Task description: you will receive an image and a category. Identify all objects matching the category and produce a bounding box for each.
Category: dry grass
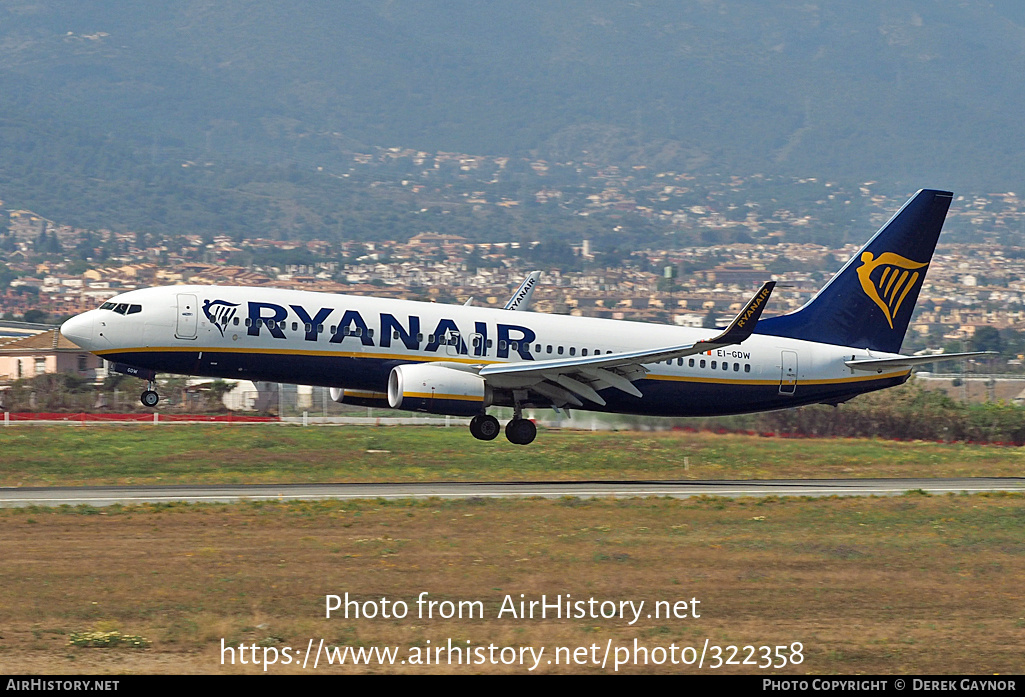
[1,494,1023,674]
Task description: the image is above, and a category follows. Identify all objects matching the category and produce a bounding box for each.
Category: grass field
[1,424,1023,674]
[0,494,1023,674]
[2,424,1025,486]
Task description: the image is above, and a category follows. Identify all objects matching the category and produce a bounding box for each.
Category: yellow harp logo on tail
[856,252,928,329]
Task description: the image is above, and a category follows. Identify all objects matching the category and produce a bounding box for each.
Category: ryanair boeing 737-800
[60,189,986,444]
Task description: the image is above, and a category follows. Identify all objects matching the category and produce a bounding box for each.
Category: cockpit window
[99,302,142,315]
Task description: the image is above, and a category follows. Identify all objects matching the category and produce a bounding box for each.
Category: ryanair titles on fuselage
[225,298,537,360]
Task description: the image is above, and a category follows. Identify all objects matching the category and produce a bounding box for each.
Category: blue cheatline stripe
[97,348,909,418]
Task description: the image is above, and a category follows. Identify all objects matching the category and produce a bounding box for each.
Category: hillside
[1,1,1023,237]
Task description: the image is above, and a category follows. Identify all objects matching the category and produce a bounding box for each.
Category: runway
[1,477,1023,507]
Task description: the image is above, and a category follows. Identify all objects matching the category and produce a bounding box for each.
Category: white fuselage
[60,284,909,417]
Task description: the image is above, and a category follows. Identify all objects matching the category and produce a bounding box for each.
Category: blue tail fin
[758,189,953,354]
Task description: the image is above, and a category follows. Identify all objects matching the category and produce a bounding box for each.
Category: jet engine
[387,364,491,416]
[329,388,392,409]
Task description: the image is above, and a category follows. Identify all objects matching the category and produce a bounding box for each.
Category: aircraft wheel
[505,418,537,445]
[470,414,500,441]
[140,390,159,408]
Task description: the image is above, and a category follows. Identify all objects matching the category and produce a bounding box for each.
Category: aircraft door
[175,294,198,340]
[779,350,797,395]
[445,331,464,357]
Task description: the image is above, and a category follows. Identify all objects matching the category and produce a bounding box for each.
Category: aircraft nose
[60,312,95,348]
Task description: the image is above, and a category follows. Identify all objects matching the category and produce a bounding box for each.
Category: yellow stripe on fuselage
[95,345,487,365]
[645,370,910,386]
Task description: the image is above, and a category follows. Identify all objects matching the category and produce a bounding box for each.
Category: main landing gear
[505,417,536,445]
[469,410,537,445]
[469,414,500,441]
[505,400,536,445]
[140,380,160,408]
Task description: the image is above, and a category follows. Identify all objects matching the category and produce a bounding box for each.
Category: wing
[504,271,542,311]
[478,282,775,407]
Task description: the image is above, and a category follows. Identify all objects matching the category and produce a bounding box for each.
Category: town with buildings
[3,148,1025,392]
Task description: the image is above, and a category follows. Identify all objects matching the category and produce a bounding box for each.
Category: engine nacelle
[387,364,492,416]
[329,388,391,409]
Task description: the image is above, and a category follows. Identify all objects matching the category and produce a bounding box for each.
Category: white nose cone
[60,312,95,348]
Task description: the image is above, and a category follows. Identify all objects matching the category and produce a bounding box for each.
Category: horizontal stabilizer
[845,351,996,371]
